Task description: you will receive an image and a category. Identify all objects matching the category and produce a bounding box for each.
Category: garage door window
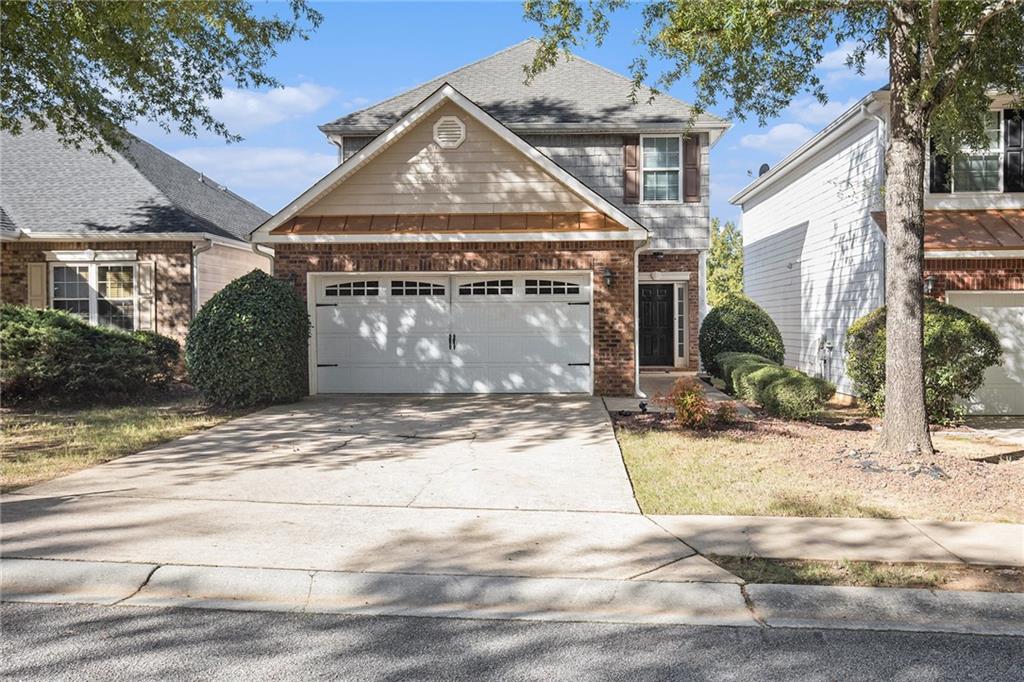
[458,279,513,296]
[325,281,379,297]
[391,280,445,296]
[525,279,580,295]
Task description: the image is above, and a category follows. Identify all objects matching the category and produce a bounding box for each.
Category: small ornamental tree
[699,294,784,377]
[845,299,1003,424]
[707,218,744,307]
[185,270,310,407]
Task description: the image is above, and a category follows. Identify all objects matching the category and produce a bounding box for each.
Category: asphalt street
[2,602,1022,681]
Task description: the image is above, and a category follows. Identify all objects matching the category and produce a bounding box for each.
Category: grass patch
[1,392,248,491]
[710,555,1024,593]
[616,426,895,518]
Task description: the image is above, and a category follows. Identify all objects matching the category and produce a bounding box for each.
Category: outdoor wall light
[923,274,938,295]
[602,267,614,287]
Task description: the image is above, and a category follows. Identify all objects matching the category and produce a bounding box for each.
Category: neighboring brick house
[1,126,272,341]
[731,87,1023,415]
[252,40,730,396]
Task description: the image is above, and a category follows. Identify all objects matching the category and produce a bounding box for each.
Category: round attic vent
[433,115,466,149]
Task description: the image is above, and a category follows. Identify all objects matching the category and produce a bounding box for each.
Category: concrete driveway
[4,397,714,583]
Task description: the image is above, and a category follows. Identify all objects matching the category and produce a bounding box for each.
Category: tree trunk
[879,2,934,456]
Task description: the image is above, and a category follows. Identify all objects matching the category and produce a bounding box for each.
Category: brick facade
[923,258,1024,300]
[1,240,194,341]
[273,240,638,395]
[637,251,700,370]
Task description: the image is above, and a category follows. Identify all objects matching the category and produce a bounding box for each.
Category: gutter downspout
[191,239,213,317]
[633,239,645,397]
[251,243,274,275]
[862,101,888,301]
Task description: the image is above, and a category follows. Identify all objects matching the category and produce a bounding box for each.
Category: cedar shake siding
[1,241,194,341]
[272,240,637,396]
[338,132,712,252]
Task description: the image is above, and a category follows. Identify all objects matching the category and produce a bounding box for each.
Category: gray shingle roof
[0,125,269,241]
[0,206,19,237]
[321,39,726,134]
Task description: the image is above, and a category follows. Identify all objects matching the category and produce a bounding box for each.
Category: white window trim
[48,261,139,330]
[927,109,1004,195]
[45,249,137,262]
[640,134,684,205]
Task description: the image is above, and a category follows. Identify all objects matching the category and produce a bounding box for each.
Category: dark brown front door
[639,284,673,366]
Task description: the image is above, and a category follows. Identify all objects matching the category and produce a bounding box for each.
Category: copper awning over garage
[270,211,629,235]
[872,209,1024,251]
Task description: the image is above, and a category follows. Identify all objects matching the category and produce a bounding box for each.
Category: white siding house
[731,89,1024,414]
[732,97,887,394]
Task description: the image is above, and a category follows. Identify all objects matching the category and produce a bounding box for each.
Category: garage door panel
[453,331,590,364]
[314,272,593,394]
[452,302,589,333]
[449,364,591,394]
[947,292,1024,415]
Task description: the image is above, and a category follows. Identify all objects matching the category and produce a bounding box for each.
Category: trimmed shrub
[699,295,784,378]
[653,377,716,429]
[0,304,179,405]
[185,270,310,407]
[845,299,1003,424]
[714,351,835,419]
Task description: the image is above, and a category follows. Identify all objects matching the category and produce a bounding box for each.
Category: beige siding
[304,102,592,215]
[195,243,271,308]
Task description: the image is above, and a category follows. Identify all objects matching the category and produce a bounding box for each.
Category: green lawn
[2,393,246,491]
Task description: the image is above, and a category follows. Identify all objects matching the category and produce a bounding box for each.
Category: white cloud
[739,123,814,152]
[207,83,337,132]
[172,146,337,211]
[820,41,888,83]
[785,95,861,126]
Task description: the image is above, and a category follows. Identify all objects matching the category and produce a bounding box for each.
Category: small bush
[699,295,784,377]
[845,299,1003,424]
[0,304,180,405]
[186,270,310,407]
[652,377,716,429]
[714,351,835,420]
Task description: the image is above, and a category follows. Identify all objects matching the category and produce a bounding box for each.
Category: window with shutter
[623,136,639,204]
[683,136,701,203]
[1005,109,1023,193]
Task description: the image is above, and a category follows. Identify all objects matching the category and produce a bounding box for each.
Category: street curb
[1,558,158,605]
[748,584,1024,636]
[3,558,1022,635]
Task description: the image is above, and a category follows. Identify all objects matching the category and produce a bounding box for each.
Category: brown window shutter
[683,135,701,203]
[623,135,639,204]
[137,261,156,331]
[26,263,46,309]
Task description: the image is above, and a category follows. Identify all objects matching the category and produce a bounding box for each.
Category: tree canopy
[706,218,744,308]
[1,0,322,152]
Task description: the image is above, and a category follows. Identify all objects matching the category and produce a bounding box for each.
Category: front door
[639,284,674,366]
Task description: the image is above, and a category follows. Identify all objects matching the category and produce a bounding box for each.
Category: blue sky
[137,1,889,224]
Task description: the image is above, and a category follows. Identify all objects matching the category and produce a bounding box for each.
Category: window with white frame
[50,263,137,330]
[953,110,1002,192]
[641,136,681,202]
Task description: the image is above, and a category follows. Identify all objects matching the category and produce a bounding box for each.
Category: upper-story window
[930,109,1023,194]
[641,136,682,202]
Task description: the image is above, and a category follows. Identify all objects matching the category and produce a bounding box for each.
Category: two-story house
[250,39,729,396]
[730,87,1023,415]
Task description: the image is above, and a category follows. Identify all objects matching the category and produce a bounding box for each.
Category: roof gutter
[729,91,883,206]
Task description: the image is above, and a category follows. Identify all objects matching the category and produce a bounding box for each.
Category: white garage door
[947,291,1024,415]
[314,273,592,393]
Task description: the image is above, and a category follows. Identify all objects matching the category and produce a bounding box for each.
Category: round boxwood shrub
[185,270,310,407]
[845,299,1003,424]
[0,304,179,405]
[699,295,785,378]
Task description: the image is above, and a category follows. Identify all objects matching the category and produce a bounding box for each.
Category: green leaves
[185,270,311,408]
[1,0,322,153]
[699,293,785,377]
[707,218,744,307]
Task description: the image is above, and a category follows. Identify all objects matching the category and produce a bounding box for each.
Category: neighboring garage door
[314,273,592,393]
[947,291,1024,415]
